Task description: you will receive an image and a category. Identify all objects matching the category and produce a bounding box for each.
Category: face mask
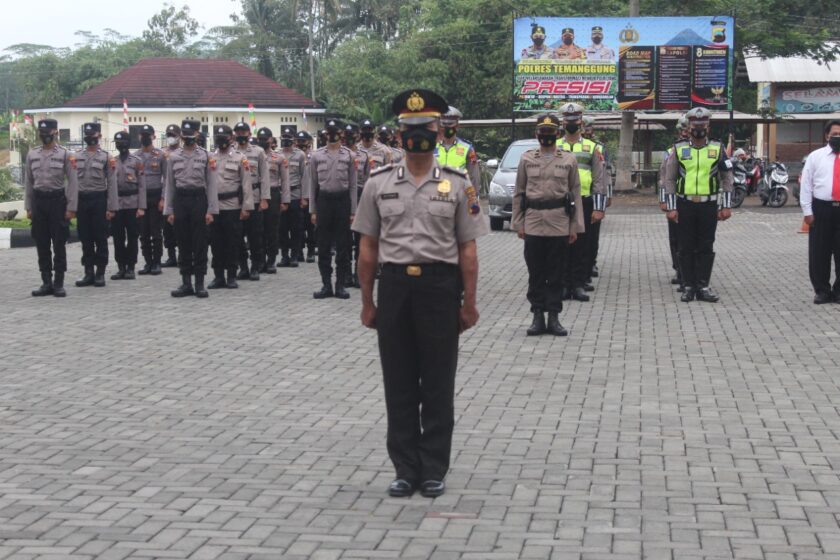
[533,37,544,47]
[564,123,580,134]
[140,136,153,147]
[400,127,438,153]
[378,134,390,144]
[39,133,54,145]
[829,136,840,153]
[328,132,341,143]
[183,136,197,146]
[563,37,573,46]
[258,139,271,149]
[443,127,457,139]
[166,136,179,147]
[538,134,557,147]
[342,135,354,146]
[116,143,130,154]
[281,139,293,148]
[235,135,249,145]
[690,128,707,139]
[296,142,307,150]
[593,36,602,45]
[215,136,230,149]
[83,136,98,147]
[360,132,374,141]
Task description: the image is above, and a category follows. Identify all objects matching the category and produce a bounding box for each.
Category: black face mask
[691,128,707,139]
[538,134,557,147]
[829,136,840,153]
[140,136,153,147]
[592,36,602,45]
[116,143,130,155]
[360,132,374,141]
[83,136,98,147]
[563,37,573,46]
[564,123,580,134]
[296,142,308,150]
[39,133,54,145]
[215,136,230,149]
[378,134,390,144]
[258,139,270,149]
[281,139,293,148]
[327,132,341,143]
[443,127,457,139]
[235,135,249,145]
[400,127,438,153]
[342,135,354,146]
[183,136,197,146]
[533,37,544,47]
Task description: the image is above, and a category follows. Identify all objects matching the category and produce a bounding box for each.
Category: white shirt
[800,144,840,216]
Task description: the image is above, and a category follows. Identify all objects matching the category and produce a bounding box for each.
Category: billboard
[513,16,734,112]
[774,86,840,114]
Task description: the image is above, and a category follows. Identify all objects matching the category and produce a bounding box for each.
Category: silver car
[486,139,538,231]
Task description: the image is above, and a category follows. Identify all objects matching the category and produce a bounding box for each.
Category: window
[59,129,70,143]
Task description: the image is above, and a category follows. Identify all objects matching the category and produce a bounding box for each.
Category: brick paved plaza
[2,204,840,559]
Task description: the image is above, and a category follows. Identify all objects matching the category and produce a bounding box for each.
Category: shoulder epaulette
[370,163,393,177]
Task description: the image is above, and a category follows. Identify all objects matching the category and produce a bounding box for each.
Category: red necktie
[834,154,840,201]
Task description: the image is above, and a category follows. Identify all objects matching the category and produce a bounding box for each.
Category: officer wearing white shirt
[800,119,840,304]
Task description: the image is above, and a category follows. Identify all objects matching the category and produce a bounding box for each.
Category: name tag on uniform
[430,196,454,203]
[680,148,692,160]
[380,193,399,200]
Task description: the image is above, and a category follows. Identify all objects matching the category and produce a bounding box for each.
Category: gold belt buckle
[406,265,422,277]
[691,196,701,203]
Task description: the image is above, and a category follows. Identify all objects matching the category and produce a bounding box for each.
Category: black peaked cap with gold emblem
[392,89,449,125]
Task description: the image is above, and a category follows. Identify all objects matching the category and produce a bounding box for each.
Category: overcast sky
[2,0,240,53]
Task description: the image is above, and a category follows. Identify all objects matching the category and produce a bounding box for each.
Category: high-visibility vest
[435,139,472,170]
[674,140,724,196]
[558,138,597,196]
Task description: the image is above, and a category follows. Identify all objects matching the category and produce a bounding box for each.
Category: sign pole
[729,10,736,155]
[511,12,517,144]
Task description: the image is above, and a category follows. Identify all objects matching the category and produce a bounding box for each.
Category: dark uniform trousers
[304,206,316,253]
[676,197,718,288]
[76,191,109,268]
[809,199,840,297]
[377,263,461,482]
[316,191,351,280]
[112,209,140,267]
[566,195,594,288]
[280,199,304,259]
[239,190,264,269]
[31,191,69,273]
[163,220,177,252]
[590,218,602,273]
[174,190,209,275]
[667,218,680,273]
[263,187,283,263]
[211,209,243,273]
[525,235,568,312]
[140,190,164,264]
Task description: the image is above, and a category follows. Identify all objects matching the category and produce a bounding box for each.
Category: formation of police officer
[232,122,271,281]
[161,124,181,268]
[663,107,734,302]
[352,89,489,498]
[512,113,584,337]
[256,126,290,274]
[277,127,310,267]
[136,124,166,276]
[659,116,690,289]
[110,131,147,280]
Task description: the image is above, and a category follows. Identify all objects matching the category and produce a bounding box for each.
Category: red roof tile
[62,58,321,109]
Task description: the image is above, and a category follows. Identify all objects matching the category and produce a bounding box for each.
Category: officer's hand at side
[167,215,175,225]
[106,211,114,221]
[459,304,479,333]
[240,210,250,220]
[158,199,164,212]
[311,213,317,225]
[350,213,355,222]
[65,211,76,221]
[667,210,678,222]
[136,209,145,218]
[592,210,605,223]
[718,208,732,221]
[301,198,309,208]
[659,202,668,212]
[569,231,577,244]
[361,303,376,329]
[517,227,525,239]
[804,215,815,226]
[260,200,269,211]
[280,203,289,212]
[205,213,214,225]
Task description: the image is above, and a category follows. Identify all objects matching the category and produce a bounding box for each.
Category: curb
[0,227,79,249]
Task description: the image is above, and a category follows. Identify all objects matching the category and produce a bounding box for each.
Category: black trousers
[174,191,209,275]
[377,264,461,482]
[76,193,109,268]
[239,204,264,267]
[303,206,316,252]
[163,220,176,251]
[263,188,283,261]
[676,198,718,288]
[667,217,680,272]
[525,234,567,313]
[280,199,304,258]
[316,192,351,281]
[589,218,602,272]
[140,192,163,264]
[112,209,140,267]
[31,192,69,273]
[211,209,243,272]
[566,195,594,288]
[809,199,840,296]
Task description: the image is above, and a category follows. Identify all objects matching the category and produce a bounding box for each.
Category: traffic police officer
[233,122,271,280]
[436,106,481,192]
[110,131,147,280]
[663,107,734,302]
[161,124,181,268]
[308,118,357,299]
[163,119,220,298]
[521,24,556,59]
[513,113,584,336]
[557,103,607,301]
[353,89,489,498]
[208,125,252,289]
[659,116,689,288]
[136,124,166,276]
[25,118,79,297]
[279,128,310,266]
[581,115,607,281]
[74,122,118,288]
[256,127,290,273]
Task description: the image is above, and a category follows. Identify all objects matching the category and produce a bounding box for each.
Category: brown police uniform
[263,148,290,270]
[111,153,147,275]
[75,146,118,275]
[236,143,271,278]
[280,147,310,264]
[135,145,167,272]
[210,148,253,285]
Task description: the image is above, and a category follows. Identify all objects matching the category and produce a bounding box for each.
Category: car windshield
[500,143,536,170]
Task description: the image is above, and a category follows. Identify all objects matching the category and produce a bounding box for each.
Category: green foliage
[142,4,201,51]
[0,167,22,202]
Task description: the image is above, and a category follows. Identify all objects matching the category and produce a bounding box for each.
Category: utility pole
[615,0,639,191]
[308,2,317,102]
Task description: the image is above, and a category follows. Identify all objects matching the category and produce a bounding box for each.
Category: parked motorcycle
[758,161,789,208]
[731,158,748,209]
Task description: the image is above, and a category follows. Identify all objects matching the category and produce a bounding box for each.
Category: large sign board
[774,86,840,114]
[513,16,734,112]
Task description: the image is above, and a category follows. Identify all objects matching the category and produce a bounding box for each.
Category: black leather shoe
[249,265,260,281]
[138,263,152,275]
[31,278,54,297]
[111,266,126,281]
[388,479,415,498]
[670,274,681,285]
[207,273,226,289]
[123,267,136,280]
[236,267,250,280]
[289,259,299,268]
[306,251,316,263]
[591,265,599,278]
[162,252,177,268]
[696,287,719,303]
[150,262,162,275]
[75,268,95,287]
[676,284,685,293]
[278,256,291,268]
[546,312,568,336]
[526,312,546,336]
[313,283,333,299]
[265,262,277,274]
[582,283,595,292]
[227,270,239,289]
[52,272,66,298]
[93,266,106,287]
[420,480,445,498]
[814,292,832,304]
[334,281,350,300]
[571,287,590,302]
[194,275,208,298]
[171,275,194,298]
[680,287,696,302]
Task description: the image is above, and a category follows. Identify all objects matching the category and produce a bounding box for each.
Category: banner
[774,86,840,114]
[513,16,734,112]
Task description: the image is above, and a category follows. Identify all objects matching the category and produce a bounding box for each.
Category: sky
[2,0,241,53]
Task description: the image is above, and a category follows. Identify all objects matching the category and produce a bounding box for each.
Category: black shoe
[526,312,546,336]
[670,273,681,285]
[546,312,568,336]
[265,262,277,274]
[419,480,445,498]
[278,256,291,268]
[259,261,268,273]
[75,267,95,287]
[52,272,66,298]
[814,292,832,304]
[32,272,54,297]
[334,281,350,299]
[138,263,152,275]
[171,274,194,298]
[295,252,305,263]
[313,283,333,299]
[123,267,136,280]
[93,266,106,287]
[150,262,162,275]
[236,268,250,280]
[571,287,590,302]
[162,252,177,268]
[591,265,599,278]
[227,270,239,289]
[388,479,415,498]
[350,272,360,288]
[288,259,299,268]
[681,287,696,302]
[696,287,719,303]
[676,284,685,293]
[207,272,226,289]
[562,287,572,300]
[249,265,260,281]
[194,275,208,298]
[111,266,126,281]
[306,251,315,263]
[582,283,595,292]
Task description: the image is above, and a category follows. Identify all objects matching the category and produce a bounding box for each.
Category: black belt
[525,197,564,210]
[218,191,240,200]
[813,198,840,208]
[79,190,107,200]
[145,187,162,195]
[118,188,139,197]
[34,189,66,200]
[381,262,458,277]
[318,190,350,200]
[175,188,206,197]
[270,187,282,194]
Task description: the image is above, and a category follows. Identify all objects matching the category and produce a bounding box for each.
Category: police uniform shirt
[362,140,393,173]
[116,154,147,210]
[391,146,406,164]
[350,145,371,190]
[284,148,310,201]
[308,146,358,214]
[662,141,734,195]
[163,147,220,215]
[240,144,271,201]
[585,44,615,61]
[24,145,80,213]
[520,45,557,59]
[134,147,167,195]
[555,44,587,60]
[511,148,585,236]
[213,149,253,211]
[75,147,119,212]
[352,163,489,265]
[267,150,292,204]
[800,145,840,215]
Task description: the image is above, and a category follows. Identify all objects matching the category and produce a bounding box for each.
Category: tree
[142,3,201,52]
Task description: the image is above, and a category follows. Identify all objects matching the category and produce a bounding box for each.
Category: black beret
[181,119,200,136]
[38,118,58,130]
[256,127,273,139]
[82,122,101,134]
[214,125,233,135]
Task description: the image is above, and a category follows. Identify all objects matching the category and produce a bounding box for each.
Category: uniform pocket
[379,200,405,217]
[428,201,456,218]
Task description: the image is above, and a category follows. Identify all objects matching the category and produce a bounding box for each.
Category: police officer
[581,115,606,281]
[659,116,689,289]
[163,119,220,298]
[558,103,607,302]
[436,107,481,192]
[308,118,357,299]
[136,124,166,276]
[111,131,147,280]
[296,130,317,263]
[360,119,393,171]
[74,122,118,288]
[233,122,271,280]
[663,107,734,302]
[208,125,252,289]
[555,28,587,60]
[25,118,79,297]
[161,124,181,268]
[521,24,556,59]
[585,26,615,61]
[344,122,370,288]
[256,127,290,273]
[379,125,405,164]
[317,129,328,149]
[512,113,584,336]
[279,128,310,266]
[352,89,489,498]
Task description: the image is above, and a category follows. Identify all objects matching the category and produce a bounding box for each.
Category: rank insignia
[438,180,451,195]
[466,185,480,215]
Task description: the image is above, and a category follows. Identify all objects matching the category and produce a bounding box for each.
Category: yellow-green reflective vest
[675,140,723,196]
[558,138,597,196]
[435,140,471,170]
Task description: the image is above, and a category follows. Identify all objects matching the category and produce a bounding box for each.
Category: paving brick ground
[1,203,839,559]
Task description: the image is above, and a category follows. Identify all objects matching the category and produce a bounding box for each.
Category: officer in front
[512,113,584,336]
[110,131,147,280]
[233,122,271,280]
[353,89,489,498]
[435,106,481,191]
[25,118,80,297]
[135,124,167,276]
[663,107,733,302]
